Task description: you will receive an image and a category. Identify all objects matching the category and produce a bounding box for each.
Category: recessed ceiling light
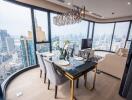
[127,2,131,5]
[112,12,115,15]
[67,2,71,5]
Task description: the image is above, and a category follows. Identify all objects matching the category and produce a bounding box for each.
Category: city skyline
[0,0,131,85]
[0,28,36,84]
[0,0,32,37]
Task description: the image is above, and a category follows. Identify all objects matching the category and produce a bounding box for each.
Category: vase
[59,49,67,60]
[59,54,65,60]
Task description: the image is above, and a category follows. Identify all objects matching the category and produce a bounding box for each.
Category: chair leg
[48,79,50,90]
[76,79,79,88]
[55,85,58,99]
[44,73,46,83]
[40,69,42,78]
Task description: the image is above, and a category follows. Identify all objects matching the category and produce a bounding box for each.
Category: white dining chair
[36,51,47,83]
[43,57,68,99]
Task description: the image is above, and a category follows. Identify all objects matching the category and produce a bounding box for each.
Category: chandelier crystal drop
[53,6,85,26]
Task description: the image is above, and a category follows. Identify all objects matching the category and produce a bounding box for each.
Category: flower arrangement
[58,40,70,60]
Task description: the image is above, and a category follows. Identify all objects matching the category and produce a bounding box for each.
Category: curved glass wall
[92,23,115,51]
[128,23,132,41]
[88,22,94,39]
[36,43,50,52]
[50,13,89,52]
[0,0,132,85]
[125,23,132,49]
[33,9,50,53]
[111,22,130,51]
[0,1,36,84]
[34,10,49,42]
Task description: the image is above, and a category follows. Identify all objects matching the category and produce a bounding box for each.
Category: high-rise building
[36,26,46,42]
[34,16,46,42]
[27,31,36,65]
[20,36,36,67]
[28,31,33,40]
[20,36,29,67]
[27,39,36,65]
[6,37,15,53]
[0,30,10,52]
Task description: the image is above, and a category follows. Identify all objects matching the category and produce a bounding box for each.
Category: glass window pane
[92,23,114,51]
[125,41,131,49]
[0,1,36,84]
[88,22,93,39]
[51,13,88,51]
[128,24,132,40]
[34,10,48,42]
[111,22,130,52]
[36,43,50,52]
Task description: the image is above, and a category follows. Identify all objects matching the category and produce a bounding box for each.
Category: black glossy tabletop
[50,56,97,79]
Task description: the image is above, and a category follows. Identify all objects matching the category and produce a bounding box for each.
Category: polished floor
[6,68,125,100]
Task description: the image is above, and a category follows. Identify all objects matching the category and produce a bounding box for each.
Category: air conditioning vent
[56,0,65,3]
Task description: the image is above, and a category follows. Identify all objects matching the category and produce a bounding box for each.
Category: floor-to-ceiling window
[0,1,36,84]
[88,22,94,39]
[111,22,130,51]
[0,0,132,85]
[128,23,132,41]
[92,23,114,51]
[50,13,89,52]
[33,10,50,52]
[125,22,132,49]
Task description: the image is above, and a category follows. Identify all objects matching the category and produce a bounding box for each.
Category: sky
[50,13,88,37]
[0,0,32,37]
[0,0,130,40]
[0,0,88,39]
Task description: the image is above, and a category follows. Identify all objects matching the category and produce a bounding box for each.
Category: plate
[74,57,83,61]
[56,60,70,66]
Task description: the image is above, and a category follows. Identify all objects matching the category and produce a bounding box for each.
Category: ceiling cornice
[16,0,132,22]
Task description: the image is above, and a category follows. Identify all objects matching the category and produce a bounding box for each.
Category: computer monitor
[81,39,92,49]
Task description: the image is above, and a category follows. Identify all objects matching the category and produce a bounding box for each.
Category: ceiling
[46,0,132,20]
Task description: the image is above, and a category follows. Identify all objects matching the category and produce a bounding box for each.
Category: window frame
[4,0,132,60]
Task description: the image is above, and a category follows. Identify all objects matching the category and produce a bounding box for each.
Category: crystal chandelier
[53,6,85,26]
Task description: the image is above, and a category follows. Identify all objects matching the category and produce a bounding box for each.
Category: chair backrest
[89,49,94,58]
[36,51,46,73]
[43,58,58,85]
[79,48,94,59]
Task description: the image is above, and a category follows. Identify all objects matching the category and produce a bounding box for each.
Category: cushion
[116,48,128,57]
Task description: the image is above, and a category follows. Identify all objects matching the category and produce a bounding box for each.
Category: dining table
[41,52,97,100]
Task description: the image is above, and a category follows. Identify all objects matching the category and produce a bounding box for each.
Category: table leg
[70,80,74,100]
[86,65,97,90]
[93,65,97,89]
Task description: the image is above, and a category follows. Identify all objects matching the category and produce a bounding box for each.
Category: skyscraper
[6,37,15,53]
[28,31,33,40]
[34,16,46,42]
[0,30,9,52]
[27,39,36,65]
[20,36,29,67]
[36,26,46,42]
[20,36,36,67]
